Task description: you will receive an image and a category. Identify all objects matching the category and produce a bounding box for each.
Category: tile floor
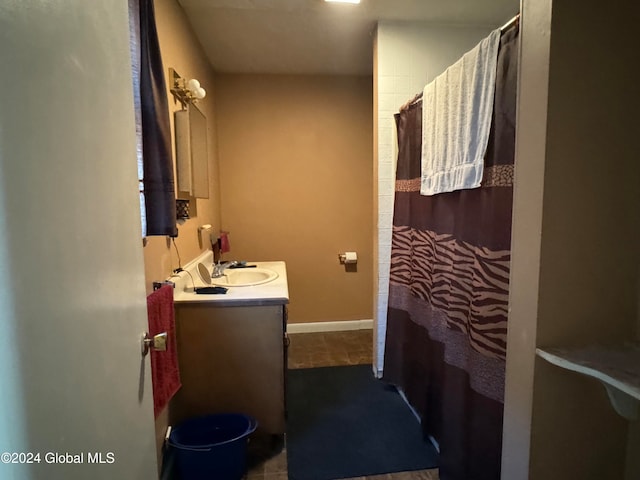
[287,330,374,369]
[246,330,440,480]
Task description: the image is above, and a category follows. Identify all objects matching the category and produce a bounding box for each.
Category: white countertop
[170,251,289,307]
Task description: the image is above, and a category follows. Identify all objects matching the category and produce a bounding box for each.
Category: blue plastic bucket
[168,413,258,480]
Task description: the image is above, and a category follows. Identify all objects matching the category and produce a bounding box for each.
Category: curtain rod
[500,13,520,32]
[399,13,520,112]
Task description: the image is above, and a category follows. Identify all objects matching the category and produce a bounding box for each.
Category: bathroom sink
[210,267,279,287]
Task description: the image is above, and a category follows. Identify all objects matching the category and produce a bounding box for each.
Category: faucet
[212,260,238,278]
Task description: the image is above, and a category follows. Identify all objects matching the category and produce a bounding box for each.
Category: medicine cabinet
[175,104,209,199]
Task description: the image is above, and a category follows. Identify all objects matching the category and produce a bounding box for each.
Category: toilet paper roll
[343,252,357,264]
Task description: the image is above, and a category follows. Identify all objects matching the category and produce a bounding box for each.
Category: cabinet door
[283,305,289,419]
[171,304,285,434]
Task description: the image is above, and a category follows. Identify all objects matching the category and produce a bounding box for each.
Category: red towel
[220,231,231,253]
[147,285,181,418]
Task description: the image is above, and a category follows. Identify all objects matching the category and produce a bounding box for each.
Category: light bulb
[187,78,200,92]
[195,87,206,100]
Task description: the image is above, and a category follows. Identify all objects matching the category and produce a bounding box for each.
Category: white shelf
[536,344,640,421]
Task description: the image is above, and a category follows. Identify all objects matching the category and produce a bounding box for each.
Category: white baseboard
[287,319,373,334]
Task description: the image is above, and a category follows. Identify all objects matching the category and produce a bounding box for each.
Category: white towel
[420,29,501,196]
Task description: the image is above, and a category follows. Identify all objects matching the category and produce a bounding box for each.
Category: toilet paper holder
[338,252,358,264]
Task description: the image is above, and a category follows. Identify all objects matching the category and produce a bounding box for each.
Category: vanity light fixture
[324,0,361,3]
[169,68,206,108]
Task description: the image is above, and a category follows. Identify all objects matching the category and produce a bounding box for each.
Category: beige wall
[503,1,640,478]
[215,74,373,324]
[143,0,222,294]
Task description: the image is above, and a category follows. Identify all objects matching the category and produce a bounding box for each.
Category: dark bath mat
[286,365,439,480]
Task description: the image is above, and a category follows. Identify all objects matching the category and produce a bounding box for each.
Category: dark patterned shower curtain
[383,26,519,480]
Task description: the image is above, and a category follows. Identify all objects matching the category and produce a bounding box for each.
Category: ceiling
[177,0,519,75]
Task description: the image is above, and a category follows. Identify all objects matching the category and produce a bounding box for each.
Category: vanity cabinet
[170,303,287,434]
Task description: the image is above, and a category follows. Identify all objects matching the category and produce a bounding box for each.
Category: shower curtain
[383,26,519,480]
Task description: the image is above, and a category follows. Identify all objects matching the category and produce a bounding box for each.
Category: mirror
[196,262,212,285]
[175,104,209,198]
